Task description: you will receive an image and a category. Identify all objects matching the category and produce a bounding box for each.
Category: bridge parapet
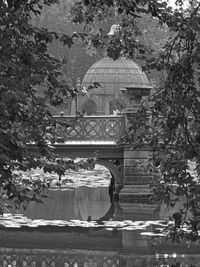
[54,115,126,142]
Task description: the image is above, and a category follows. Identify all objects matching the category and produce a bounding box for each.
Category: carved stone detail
[55,116,125,142]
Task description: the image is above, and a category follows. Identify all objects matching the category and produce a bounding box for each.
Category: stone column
[105,98,110,115]
[119,100,159,219]
[71,98,76,115]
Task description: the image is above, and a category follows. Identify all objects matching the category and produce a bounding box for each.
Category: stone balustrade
[1,249,200,267]
[0,249,120,267]
[54,115,126,142]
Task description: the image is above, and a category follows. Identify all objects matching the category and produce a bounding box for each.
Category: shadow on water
[1,166,200,266]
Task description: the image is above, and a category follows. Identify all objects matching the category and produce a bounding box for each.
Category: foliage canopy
[0,0,94,213]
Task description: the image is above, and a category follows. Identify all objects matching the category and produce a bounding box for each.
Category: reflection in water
[1,166,200,266]
[22,187,111,221]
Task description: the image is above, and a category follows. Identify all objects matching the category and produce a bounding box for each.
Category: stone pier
[119,147,154,203]
[118,100,159,219]
[118,146,159,221]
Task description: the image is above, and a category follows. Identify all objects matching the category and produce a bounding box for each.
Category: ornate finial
[76,77,89,96]
[107,0,121,36]
[76,77,82,92]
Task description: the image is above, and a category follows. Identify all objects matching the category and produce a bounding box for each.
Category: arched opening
[17,163,122,222]
[96,159,123,203]
[81,99,97,115]
[109,99,126,115]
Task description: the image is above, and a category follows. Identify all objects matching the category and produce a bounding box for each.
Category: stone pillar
[119,146,153,203]
[105,99,110,115]
[71,98,76,115]
[119,100,159,218]
[119,100,154,202]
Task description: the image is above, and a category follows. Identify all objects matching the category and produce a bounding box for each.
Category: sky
[167,0,189,9]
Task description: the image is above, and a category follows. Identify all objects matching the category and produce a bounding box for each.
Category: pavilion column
[105,99,110,115]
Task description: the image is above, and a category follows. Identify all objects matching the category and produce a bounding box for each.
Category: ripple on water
[0,212,169,235]
[13,164,111,188]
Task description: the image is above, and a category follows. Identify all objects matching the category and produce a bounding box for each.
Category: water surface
[0,165,200,267]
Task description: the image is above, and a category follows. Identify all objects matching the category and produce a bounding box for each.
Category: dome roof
[82,57,150,95]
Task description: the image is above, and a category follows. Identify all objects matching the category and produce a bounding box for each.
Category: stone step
[125,176,156,185]
[119,203,160,220]
[121,185,152,193]
[120,203,159,213]
[119,185,153,203]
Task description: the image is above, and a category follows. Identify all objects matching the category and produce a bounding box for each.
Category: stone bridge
[29,114,153,202]
[50,114,153,202]
[53,115,125,190]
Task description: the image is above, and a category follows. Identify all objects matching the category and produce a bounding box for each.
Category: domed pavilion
[77,57,151,115]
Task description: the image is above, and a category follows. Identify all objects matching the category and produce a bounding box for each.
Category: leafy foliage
[0,0,95,213]
[70,0,172,59]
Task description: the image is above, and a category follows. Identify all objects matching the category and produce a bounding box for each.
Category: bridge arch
[95,159,123,202]
[96,159,122,186]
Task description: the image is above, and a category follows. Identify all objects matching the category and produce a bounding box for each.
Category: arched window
[82,99,97,115]
[109,99,126,115]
